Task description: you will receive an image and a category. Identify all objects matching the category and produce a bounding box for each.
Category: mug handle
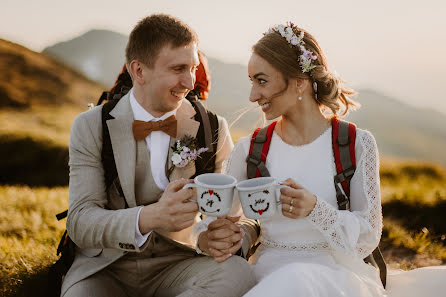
[183,183,197,203]
[275,184,291,204]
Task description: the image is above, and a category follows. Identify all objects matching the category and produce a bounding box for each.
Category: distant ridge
[41,30,446,165]
[346,90,446,163]
[0,38,102,109]
[43,29,128,87]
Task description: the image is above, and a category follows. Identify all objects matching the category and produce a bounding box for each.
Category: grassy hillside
[1,161,445,296]
[0,38,103,143]
[0,38,102,109]
[0,39,104,186]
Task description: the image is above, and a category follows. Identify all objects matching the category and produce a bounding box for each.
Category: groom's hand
[139,178,198,233]
[198,216,244,262]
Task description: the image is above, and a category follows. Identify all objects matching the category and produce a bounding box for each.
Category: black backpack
[245,118,387,288]
[48,74,219,296]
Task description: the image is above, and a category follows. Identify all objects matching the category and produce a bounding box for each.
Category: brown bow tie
[132,115,178,140]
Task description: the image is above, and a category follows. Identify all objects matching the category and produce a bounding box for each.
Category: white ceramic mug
[236,177,288,219]
[183,173,237,217]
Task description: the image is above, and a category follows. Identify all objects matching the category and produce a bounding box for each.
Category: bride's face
[248,53,299,120]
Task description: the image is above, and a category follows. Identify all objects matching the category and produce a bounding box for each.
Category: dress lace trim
[260,236,331,252]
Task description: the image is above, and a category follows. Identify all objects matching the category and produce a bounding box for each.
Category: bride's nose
[249,86,261,103]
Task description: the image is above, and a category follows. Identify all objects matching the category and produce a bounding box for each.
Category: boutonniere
[170,135,209,168]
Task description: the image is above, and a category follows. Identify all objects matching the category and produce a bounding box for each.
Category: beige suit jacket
[61,94,258,295]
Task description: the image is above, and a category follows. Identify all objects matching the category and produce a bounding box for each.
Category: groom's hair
[126,14,198,68]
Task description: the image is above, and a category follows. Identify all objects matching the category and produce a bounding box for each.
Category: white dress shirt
[129,89,177,246]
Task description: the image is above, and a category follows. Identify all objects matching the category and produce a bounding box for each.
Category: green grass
[378,160,446,269]
[0,105,84,148]
[0,186,68,296]
[383,217,446,260]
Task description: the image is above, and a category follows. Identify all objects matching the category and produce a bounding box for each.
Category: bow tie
[132,115,178,140]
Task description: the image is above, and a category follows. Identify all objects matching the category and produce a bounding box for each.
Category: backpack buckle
[343,166,356,179]
[338,199,350,210]
[334,166,356,183]
[246,155,261,166]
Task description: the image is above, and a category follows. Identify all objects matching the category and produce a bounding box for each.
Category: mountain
[42,30,446,165]
[0,38,104,186]
[345,90,446,163]
[1,38,103,109]
[43,29,128,87]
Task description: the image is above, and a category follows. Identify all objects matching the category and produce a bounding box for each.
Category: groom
[62,14,257,297]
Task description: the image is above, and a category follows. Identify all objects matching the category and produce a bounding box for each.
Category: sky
[1,0,445,115]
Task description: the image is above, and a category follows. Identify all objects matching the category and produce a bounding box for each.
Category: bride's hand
[279,178,317,219]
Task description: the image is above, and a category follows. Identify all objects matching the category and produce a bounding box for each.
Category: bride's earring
[298,87,303,101]
[296,83,303,100]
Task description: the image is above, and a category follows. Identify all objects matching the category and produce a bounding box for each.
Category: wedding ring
[290,199,294,206]
[289,205,294,213]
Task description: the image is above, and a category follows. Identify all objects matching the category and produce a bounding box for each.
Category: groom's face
[141,42,200,114]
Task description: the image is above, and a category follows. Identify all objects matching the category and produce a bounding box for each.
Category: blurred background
[0,0,445,296]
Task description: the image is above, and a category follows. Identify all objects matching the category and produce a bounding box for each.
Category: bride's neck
[276,104,330,146]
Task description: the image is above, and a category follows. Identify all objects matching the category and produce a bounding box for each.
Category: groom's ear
[128,60,145,85]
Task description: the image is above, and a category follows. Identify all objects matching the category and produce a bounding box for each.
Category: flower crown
[265,22,317,74]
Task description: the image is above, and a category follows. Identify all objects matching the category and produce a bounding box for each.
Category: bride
[192,22,446,297]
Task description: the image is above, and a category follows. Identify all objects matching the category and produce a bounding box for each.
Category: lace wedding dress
[192,126,446,296]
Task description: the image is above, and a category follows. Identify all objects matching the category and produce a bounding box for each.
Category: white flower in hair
[265,22,318,74]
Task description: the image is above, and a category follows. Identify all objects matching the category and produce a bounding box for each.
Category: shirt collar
[129,88,177,122]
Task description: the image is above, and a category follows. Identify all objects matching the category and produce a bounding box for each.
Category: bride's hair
[252,26,359,117]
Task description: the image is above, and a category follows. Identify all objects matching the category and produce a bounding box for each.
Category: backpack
[48,60,219,296]
[245,118,387,288]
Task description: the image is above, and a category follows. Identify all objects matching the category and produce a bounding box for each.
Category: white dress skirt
[245,245,385,297]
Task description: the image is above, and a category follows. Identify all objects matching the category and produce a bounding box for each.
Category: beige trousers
[63,242,256,297]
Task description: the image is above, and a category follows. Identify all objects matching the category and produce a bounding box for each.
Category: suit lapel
[166,99,200,181]
[107,94,137,208]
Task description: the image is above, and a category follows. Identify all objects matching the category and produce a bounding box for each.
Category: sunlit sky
[1,0,445,114]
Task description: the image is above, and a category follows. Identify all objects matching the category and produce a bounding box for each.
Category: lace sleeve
[307,129,382,258]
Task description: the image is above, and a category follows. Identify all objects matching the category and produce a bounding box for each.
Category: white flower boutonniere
[171,135,209,168]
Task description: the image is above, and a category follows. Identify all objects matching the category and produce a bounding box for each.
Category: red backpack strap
[332,118,388,288]
[332,117,357,210]
[246,121,277,179]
